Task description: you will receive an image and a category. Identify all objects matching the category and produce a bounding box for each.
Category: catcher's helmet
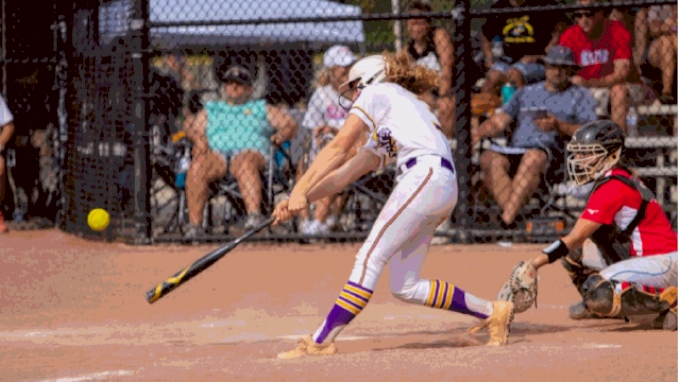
[567,120,626,185]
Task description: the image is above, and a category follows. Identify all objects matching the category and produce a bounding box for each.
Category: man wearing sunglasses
[559,0,642,135]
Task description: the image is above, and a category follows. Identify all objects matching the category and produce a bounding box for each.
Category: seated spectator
[634,4,678,104]
[183,66,297,238]
[478,0,568,97]
[298,45,360,236]
[559,0,643,134]
[403,1,456,138]
[472,46,597,230]
[0,93,14,233]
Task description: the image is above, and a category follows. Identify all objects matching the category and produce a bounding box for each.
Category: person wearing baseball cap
[221,65,254,87]
[298,45,359,236]
[182,63,297,239]
[473,45,597,240]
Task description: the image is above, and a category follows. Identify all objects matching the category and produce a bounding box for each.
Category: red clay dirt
[1,229,677,381]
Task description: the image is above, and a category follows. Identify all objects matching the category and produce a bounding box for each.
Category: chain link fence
[0,0,675,244]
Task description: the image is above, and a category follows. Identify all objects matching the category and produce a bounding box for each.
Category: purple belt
[402,157,455,175]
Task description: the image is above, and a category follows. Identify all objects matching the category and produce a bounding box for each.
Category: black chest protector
[588,173,656,266]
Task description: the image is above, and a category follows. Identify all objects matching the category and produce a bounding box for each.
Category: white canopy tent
[99,0,366,50]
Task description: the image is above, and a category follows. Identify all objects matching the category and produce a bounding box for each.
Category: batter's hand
[272,199,293,226]
[287,190,309,214]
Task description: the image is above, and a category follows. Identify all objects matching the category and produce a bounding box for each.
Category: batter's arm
[0,121,14,148]
[530,218,602,269]
[305,150,381,203]
[291,114,369,199]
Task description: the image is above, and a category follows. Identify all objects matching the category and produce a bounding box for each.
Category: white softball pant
[348,155,458,300]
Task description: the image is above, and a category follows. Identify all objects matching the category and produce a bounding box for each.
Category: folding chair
[201,142,295,234]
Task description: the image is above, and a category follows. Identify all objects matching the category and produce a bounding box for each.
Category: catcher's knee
[582,275,616,316]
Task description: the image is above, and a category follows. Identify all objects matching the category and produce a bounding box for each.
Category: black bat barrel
[145,217,274,304]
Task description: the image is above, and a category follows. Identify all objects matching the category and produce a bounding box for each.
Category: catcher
[496,120,678,331]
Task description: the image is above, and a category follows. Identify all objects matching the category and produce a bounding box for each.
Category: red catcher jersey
[582,168,678,256]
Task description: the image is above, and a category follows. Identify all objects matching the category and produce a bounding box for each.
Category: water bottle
[13,207,25,223]
[626,107,639,137]
[491,36,504,60]
[501,83,516,105]
[175,151,190,189]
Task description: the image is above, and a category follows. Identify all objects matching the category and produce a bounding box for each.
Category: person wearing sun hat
[298,45,362,236]
[182,64,298,238]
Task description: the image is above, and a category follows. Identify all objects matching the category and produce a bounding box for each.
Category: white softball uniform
[0,94,13,126]
[309,83,495,346]
[347,83,458,294]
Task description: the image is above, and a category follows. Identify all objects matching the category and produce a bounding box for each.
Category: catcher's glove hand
[496,260,538,314]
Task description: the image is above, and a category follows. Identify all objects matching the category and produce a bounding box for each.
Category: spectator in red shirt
[523,120,677,330]
[559,0,643,134]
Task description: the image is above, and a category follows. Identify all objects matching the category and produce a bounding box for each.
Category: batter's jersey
[0,94,13,126]
[349,83,453,169]
[581,168,677,257]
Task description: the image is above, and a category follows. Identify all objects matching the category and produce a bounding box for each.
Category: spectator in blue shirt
[472,46,597,229]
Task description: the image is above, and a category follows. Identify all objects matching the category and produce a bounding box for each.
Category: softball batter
[272,52,514,359]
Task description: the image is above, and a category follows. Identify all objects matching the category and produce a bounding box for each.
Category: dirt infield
[1,230,677,382]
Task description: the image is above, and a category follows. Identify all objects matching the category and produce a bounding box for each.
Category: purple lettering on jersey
[373,127,397,157]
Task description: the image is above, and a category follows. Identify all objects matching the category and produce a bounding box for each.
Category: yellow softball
[88,208,110,231]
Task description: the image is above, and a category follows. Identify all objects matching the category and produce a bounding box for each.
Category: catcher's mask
[567,120,625,185]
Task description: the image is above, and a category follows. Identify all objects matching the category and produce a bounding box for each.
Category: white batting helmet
[340,55,387,91]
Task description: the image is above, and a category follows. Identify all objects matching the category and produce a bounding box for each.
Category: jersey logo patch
[502,15,535,44]
[586,209,600,215]
[372,127,397,158]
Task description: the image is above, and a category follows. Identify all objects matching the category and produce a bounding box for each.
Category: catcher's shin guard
[582,275,678,318]
[652,307,678,331]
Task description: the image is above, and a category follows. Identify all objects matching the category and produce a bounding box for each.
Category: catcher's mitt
[471,93,502,116]
[496,260,538,314]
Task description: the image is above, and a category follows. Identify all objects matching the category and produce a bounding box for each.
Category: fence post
[129,0,152,244]
[452,2,474,243]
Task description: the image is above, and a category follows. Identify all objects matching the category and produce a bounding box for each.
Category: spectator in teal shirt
[184,65,297,238]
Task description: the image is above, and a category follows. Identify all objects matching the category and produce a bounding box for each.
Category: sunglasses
[572,10,593,20]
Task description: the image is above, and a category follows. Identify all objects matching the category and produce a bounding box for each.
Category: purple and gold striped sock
[424,280,492,319]
[312,281,373,344]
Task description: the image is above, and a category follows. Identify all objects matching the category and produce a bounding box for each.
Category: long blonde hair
[383,50,440,94]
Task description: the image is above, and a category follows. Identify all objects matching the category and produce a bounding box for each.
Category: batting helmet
[340,55,387,92]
